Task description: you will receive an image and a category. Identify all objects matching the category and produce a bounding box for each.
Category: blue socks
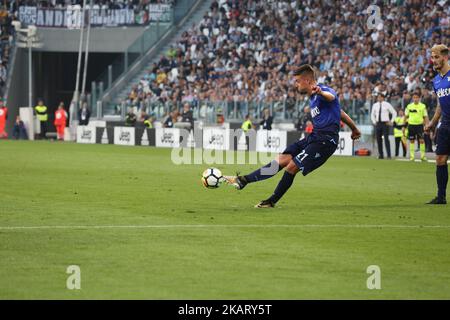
[268,171,296,204]
[437,164,448,200]
[244,160,282,183]
[243,160,296,204]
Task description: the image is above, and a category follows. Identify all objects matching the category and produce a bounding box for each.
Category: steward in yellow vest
[241,114,253,132]
[34,99,48,139]
[393,110,407,158]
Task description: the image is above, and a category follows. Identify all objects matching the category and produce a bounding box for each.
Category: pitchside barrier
[76,123,355,156]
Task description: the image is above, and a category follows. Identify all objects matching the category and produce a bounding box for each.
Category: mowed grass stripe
[1,224,450,230]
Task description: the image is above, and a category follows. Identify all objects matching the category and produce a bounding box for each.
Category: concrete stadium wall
[35,27,146,53]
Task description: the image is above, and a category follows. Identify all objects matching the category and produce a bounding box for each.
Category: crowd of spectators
[0,0,176,107]
[0,5,14,96]
[119,0,449,125]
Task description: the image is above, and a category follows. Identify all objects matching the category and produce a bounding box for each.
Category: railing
[100,98,372,125]
[99,95,440,126]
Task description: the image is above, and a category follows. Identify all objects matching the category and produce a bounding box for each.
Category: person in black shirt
[296,106,312,132]
[12,116,28,140]
[285,90,296,119]
[260,108,273,130]
[181,103,194,130]
[125,108,137,127]
[78,103,91,126]
[164,111,175,128]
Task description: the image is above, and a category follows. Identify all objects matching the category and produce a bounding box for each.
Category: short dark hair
[294,64,316,79]
[412,92,421,97]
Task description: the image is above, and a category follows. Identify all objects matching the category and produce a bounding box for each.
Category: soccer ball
[202,168,223,189]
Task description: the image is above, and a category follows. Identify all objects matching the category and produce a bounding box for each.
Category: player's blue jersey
[433,68,450,124]
[309,84,341,134]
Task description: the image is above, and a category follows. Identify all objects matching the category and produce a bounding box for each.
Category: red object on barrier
[355,148,371,156]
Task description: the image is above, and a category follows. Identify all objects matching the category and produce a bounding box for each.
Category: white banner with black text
[114,126,135,146]
[256,130,287,153]
[155,128,180,148]
[76,125,96,144]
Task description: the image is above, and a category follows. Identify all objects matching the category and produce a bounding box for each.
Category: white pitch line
[395,158,450,163]
[0,224,449,231]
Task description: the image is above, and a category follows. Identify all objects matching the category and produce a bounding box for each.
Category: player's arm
[340,110,361,140]
[425,103,441,133]
[312,85,335,102]
[424,115,430,127]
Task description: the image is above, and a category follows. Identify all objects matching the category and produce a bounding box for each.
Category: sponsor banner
[114,126,135,146]
[155,128,180,148]
[76,125,96,144]
[203,128,230,150]
[256,130,287,153]
[18,4,171,28]
[140,128,150,146]
[334,131,353,156]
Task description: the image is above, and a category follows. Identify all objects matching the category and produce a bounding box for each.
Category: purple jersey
[433,69,450,124]
[309,84,341,134]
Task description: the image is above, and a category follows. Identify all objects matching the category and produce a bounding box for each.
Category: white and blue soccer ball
[202,168,222,189]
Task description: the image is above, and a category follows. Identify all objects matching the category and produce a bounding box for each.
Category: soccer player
[425,44,450,205]
[224,64,361,208]
[405,92,429,161]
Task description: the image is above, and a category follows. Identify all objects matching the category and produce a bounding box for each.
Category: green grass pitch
[0,140,449,299]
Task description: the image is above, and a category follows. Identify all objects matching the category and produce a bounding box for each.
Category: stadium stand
[0,5,14,97]
[110,0,449,125]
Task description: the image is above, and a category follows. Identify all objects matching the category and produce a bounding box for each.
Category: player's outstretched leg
[223,155,291,190]
[255,160,299,208]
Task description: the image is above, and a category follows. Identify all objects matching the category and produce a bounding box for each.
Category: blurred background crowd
[116,0,449,125]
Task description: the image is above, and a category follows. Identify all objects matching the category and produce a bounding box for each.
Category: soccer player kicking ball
[224,64,361,208]
[425,44,450,205]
